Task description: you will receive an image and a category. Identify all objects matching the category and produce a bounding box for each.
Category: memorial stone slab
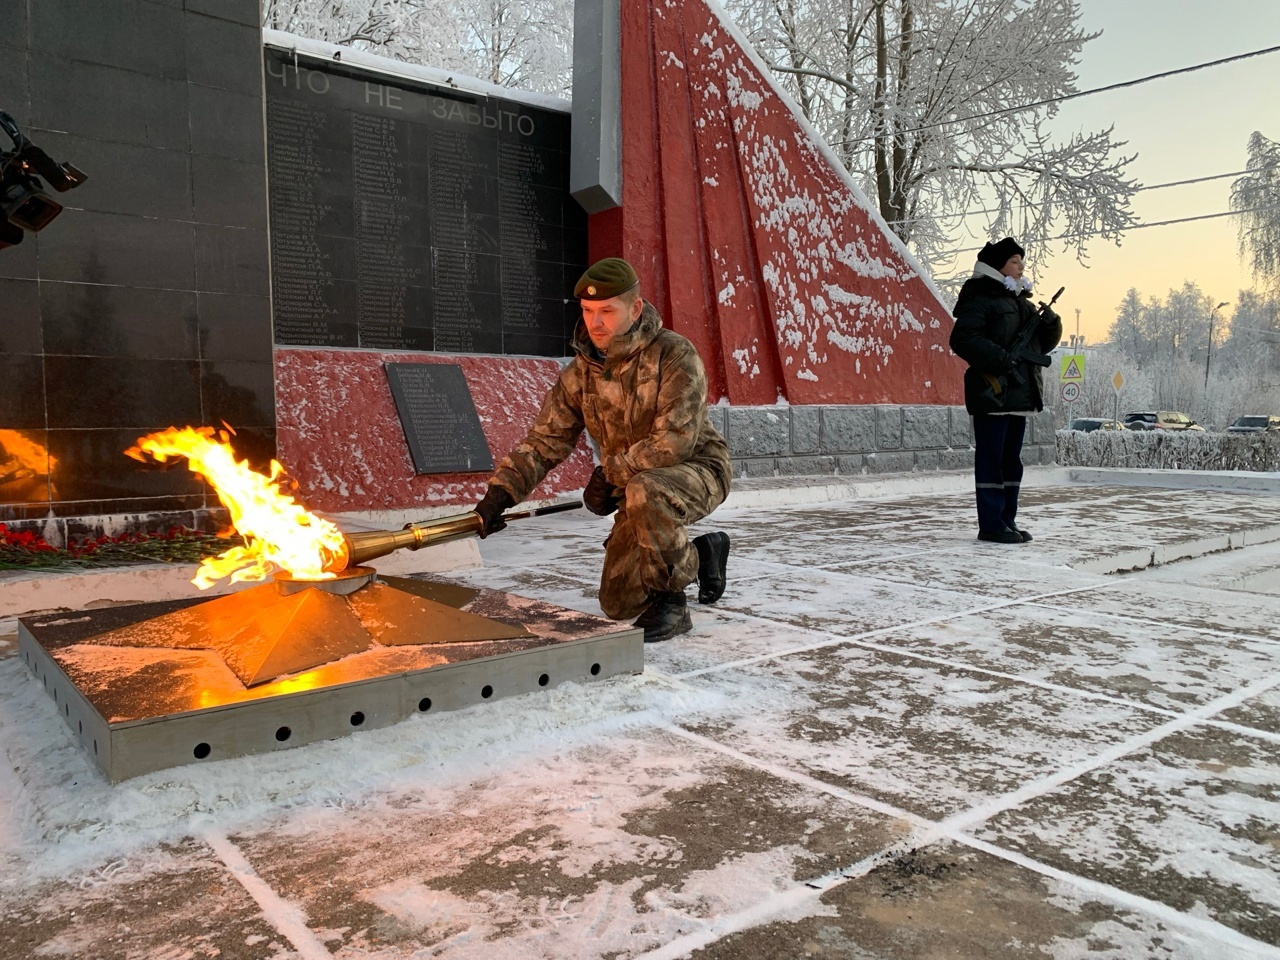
[384,363,495,475]
[264,51,586,357]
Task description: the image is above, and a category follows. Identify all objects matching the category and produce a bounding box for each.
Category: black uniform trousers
[972,413,1026,533]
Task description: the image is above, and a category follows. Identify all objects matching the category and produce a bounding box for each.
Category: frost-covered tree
[262,0,573,96]
[1090,283,1279,430]
[1232,132,1280,293]
[726,0,1139,268]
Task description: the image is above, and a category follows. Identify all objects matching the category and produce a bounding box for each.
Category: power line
[833,43,1280,148]
[895,163,1277,227]
[943,202,1280,260]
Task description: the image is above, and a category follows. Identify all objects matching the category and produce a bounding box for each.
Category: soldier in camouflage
[473,258,732,643]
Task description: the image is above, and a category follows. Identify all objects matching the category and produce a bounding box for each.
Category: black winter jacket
[949,274,1063,415]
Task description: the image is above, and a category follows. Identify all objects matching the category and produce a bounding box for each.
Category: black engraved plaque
[384,363,494,474]
[265,50,586,357]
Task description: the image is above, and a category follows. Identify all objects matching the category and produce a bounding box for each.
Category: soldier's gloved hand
[1039,305,1061,327]
[583,466,620,516]
[473,486,515,538]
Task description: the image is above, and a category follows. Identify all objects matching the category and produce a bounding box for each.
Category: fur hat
[976,237,1026,271]
[574,258,640,300]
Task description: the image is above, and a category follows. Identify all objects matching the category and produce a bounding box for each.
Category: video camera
[1,109,88,249]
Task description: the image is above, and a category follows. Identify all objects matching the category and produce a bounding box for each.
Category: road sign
[1061,381,1081,402]
[1060,354,1085,382]
[1112,370,1125,393]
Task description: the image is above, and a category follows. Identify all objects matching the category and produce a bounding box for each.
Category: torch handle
[502,499,584,522]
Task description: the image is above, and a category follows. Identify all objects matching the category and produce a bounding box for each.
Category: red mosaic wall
[590,0,964,407]
[275,350,593,514]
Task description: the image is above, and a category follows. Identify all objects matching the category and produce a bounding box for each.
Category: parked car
[1226,415,1280,434]
[1061,418,1126,432]
[1123,411,1206,432]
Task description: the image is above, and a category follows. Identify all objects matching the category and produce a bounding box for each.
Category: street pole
[1204,301,1229,392]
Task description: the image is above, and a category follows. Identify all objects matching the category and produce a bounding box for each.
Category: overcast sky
[938,0,1280,341]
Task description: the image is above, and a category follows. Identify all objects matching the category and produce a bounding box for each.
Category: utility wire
[936,202,1280,271]
[894,163,1277,227]
[832,43,1280,147]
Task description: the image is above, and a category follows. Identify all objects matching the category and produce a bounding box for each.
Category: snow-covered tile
[829,551,1110,600]
[975,725,1280,945]
[0,838,287,959]
[228,728,904,960]
[679,644,1162,820]
[1034,582,1280,644]
[681,839,1243,960]
[869,604,1280,713]
[647,609,831,677]
[709,567,989,636]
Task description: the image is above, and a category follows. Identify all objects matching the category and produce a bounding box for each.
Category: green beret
[574,257,639,300]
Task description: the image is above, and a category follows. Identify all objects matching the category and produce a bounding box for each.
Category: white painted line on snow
[1030,598,1280,650]
[661,722,935,832]
[630,885,820,960]
[675,580,1124,681]
[662,685,1280,960]
[942,668,1280,834]
[201,828,333,960]
[954,834,1280,958]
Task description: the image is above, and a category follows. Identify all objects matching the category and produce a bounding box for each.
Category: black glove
[582,466,620,516]
[474,486,515,538]
[1040,306,1061,327]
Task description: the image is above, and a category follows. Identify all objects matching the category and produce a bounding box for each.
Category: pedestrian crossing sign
[1060,354,1085,382]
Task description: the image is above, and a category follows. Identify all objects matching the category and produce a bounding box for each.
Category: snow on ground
[2,479,1280,958]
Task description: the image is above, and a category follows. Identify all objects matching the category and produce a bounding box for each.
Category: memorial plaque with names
[384,363,495,474]
[265,50,586,357]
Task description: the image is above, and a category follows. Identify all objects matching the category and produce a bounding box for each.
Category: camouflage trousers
[597,462,727,620]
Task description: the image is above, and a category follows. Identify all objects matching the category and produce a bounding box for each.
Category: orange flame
[0,429,57,479]
[126,427,346,589]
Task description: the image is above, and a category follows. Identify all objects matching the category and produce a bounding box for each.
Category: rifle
[981,286,1065,407]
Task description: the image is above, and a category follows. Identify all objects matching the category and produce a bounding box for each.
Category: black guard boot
[634,591,692,643]
[692,531,731,604]
[977,528,1023,544]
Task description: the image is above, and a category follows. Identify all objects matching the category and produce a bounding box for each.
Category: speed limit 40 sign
[1061,381,1081,403]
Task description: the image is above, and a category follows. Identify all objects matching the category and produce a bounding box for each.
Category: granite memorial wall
[264,50,587,358]
[0,0,274,540]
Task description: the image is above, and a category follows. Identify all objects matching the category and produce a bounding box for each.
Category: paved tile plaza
[2,474,1280,958]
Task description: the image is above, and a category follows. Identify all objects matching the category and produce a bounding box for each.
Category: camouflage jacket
[489,302,732,503]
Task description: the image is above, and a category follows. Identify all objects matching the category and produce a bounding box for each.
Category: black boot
[693,531,730,604]
[978,528,1023,544]
[634,591,692,643]
[1010,526,1033,542]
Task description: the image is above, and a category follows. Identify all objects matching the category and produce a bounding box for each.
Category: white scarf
[973,260,1032,294]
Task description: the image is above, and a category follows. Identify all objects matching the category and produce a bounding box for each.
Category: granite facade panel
[188,84,266,163]
[185,13,263,96]
[875,404,903,449]
[0,279,43,355]
[819,405,875,454]
[902,405,950,449]
[727,407,789,458]
[186,0,259,25]
[30,0,187,78]
[40,282,199,359]
[791,406,820,454]
[197,292,273,361]
[192,154,268,229]
[195,224,270,296]
[30,132,193,221]
[44,356,202,429]
[37,211,196,290]
[30,55,190,150]
[2,5,271,523]
[0,355,46,430]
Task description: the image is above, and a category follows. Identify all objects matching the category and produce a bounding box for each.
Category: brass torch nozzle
[323,511,483,573]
